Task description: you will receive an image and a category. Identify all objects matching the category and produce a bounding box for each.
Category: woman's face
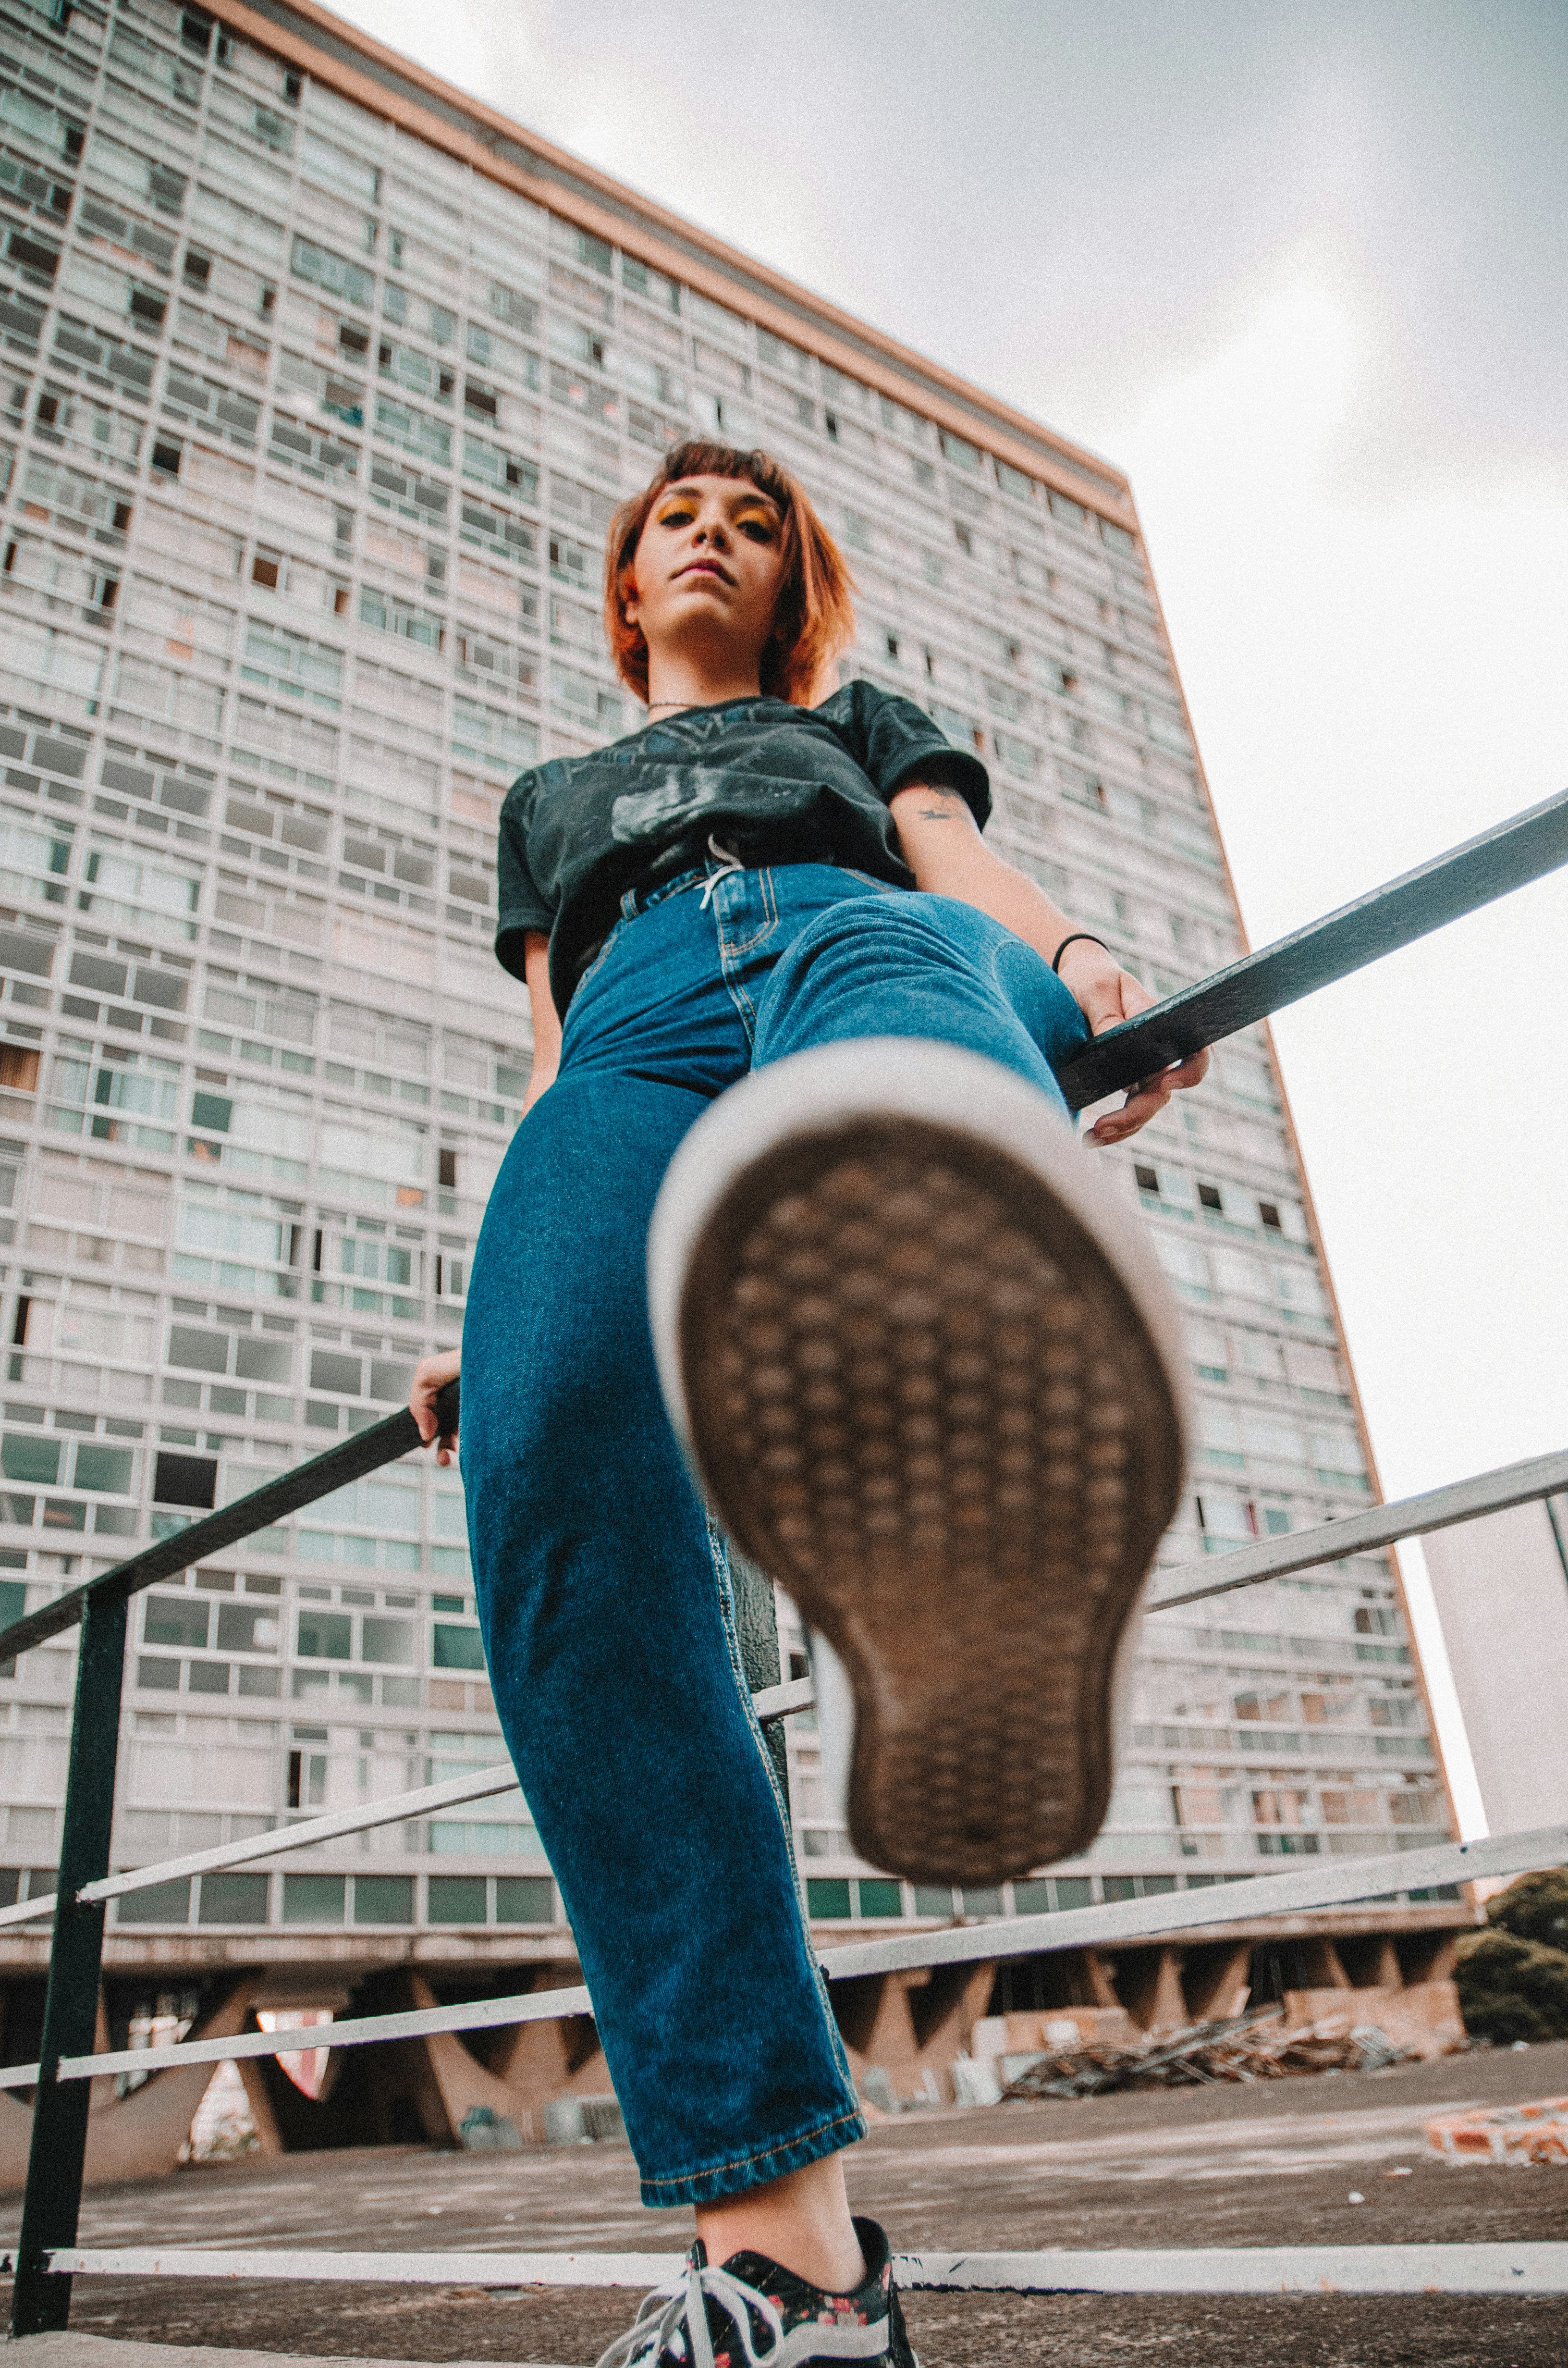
[624,474,786,683]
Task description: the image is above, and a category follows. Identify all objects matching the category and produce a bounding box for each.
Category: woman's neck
[643,656,762,715]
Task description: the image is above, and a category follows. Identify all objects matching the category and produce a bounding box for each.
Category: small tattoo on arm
[908,786,967,820]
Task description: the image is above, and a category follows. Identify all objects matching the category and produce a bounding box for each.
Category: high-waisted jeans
[460,859,1090,2204]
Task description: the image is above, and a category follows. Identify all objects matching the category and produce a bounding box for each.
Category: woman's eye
[738,519,775,542]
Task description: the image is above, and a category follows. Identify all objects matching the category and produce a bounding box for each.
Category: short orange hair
[604,440,856,707]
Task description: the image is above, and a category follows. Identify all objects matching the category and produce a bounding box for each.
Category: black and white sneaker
[649,1038,1190,1886]
[595,2218,918,2366]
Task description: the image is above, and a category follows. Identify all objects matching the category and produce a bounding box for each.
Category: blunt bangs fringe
[603,441,856,707]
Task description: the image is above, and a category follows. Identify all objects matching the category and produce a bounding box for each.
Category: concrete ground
[3,2039,1567,2367]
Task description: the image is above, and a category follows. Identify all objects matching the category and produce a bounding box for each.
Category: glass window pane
[353,1875,413,1924]
[198,1872,269,1924]
[494,1875,552,1924]
[282,1873,345,1924]
[428,1875,487,1923]
[115,1878,191,1924]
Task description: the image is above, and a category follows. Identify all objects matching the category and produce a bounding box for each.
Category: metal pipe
[1059,784,1568,1108]
[1146,1444,1568,1614]
[15,1818,1557,2091]
[9,1593,129,2337]
[10,2244,1567,2297]
[0,1380,460,1666]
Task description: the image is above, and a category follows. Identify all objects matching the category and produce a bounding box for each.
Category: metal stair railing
[1,788,1566,2333]
[0,1442,1562,1955]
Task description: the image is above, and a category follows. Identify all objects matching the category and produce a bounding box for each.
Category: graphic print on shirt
[611,767,809,844]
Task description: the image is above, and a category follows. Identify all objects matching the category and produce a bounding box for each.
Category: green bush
[1456,1906,1568,2046]
[1486,1868,1568,1953]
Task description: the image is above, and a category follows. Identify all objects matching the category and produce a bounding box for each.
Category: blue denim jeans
[460,861,1090,2205]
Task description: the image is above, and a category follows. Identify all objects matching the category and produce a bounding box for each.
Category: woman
[410,440,1205,2366]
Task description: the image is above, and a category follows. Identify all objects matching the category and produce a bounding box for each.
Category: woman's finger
[1084,1072,1176,1146]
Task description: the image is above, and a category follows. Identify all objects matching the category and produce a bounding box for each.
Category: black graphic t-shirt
[495,681,990,1014]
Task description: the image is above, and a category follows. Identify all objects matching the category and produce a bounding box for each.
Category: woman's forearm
[888,782,1079,967]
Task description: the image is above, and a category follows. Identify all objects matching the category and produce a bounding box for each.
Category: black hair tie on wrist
[1052,931,1110,974]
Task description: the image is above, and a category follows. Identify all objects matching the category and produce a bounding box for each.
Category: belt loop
[620,886,639,919]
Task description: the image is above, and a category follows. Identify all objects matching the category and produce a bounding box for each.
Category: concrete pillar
[1180,1941,1251,2023]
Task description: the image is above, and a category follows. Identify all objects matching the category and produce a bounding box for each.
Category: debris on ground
[990,2008,1431,2099]
[1425,2094,1568,2165]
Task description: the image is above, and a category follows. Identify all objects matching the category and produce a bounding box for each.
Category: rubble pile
[996,2007,1422,2099]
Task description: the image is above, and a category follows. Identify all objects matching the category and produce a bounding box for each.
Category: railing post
[732,1548,788,1799]
[11,1589,129,2335]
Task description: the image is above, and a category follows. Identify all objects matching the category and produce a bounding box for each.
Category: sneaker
[648,1038,1190,1885]
[595,2217,918,2366]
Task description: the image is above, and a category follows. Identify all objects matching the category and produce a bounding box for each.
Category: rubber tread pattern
[679,1117,1186,1885]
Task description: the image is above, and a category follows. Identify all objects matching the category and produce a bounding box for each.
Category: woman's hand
[410,1348,461,1465]
[1055,938,1210,1148]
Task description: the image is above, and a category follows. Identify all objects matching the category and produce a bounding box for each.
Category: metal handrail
[0,1381,459,1667]
[1058,783,1568,1107]
[0,1812,1557,2096]
[10,2243,1568,2298]
[1,1440,1558,1938]
[7,786,1568,2338]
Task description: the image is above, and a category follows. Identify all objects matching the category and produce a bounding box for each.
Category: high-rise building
[0,0,1470,2153]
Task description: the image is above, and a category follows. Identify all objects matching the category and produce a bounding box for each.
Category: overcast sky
[337,0,1568,1827]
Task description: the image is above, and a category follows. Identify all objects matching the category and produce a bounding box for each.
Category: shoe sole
[649,1040,1190,1886]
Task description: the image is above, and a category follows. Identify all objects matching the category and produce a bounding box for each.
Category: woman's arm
[888,780,1208,1147]
[523,928,562,1113]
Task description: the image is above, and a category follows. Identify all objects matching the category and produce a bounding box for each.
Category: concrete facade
[0,0,1471,2166]
[1422,1499,1568,1837]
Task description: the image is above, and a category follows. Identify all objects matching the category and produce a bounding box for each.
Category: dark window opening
[1197,1183,1223,1212]
[1134,1164,1159,1195]
[151,440,182,476]
[183,249,211,288]
[36,394,58,427]
[153,1451,217,1510]
[1259,1201,1283,1231]
[437,1148,456,1189]
[251,555,279,588]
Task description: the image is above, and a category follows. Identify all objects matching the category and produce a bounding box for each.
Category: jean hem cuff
[636,2105,868,2208]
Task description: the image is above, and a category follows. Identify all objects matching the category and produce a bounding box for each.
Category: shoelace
[595,2253,788,2368]
[697,834,744,908]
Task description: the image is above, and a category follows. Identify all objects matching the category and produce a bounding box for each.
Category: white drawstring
[595,2252,787,2368]
[698,833,744,908]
